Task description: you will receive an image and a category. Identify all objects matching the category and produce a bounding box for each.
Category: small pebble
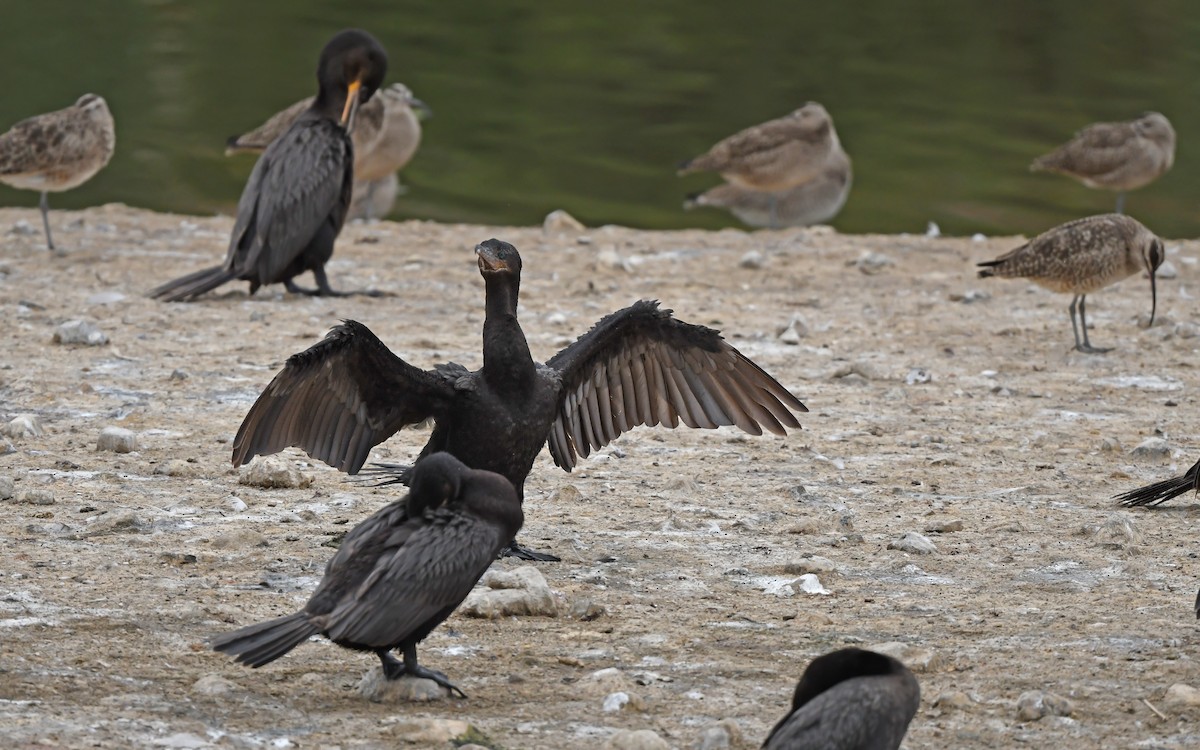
[739,251,766,269]
[925,519,963,533]
[1016,690,1073,721]
[1163,683,1200,710]
[855,251,895,275]
[385,717,476,743]
[0,476,13,500]
[11,219,36,236]
[794,573,830,595]
[870,642,942,673]
[603,729,670,750]
[228,496,248,512]
[358,668,448,702]
[782,555,837,578]
[905,368,932,385]
[1157,259,1179,279]
[888,531,938,555]
[239,456,312,489]
[153,459,192,476]
[1131,437,1171,460]
[3,415,44,438]
[461,565,558,618]
[210,529,269,549]
[18,489,55,506]
[53,320,109,346]
[603,691,630,712]
[693,720,742,750]
[169,368,190,381]
[192,674,237,696]
[543,209,585,233]
[934,691,973,710]
[85,291,125,305]
[97,426,137,453]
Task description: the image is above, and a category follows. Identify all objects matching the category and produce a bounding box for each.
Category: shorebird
[977,214,1163,354]
[1031,112,1175,214]
[226,82,428,220]
[0,94,115,251]
[684,148,851,229]
[150,29,388,302]
[679,102,844,227]
[762,648,920,750]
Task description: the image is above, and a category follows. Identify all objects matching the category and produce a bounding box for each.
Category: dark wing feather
[226,117,351,283]
[323,509,509,647]
[232,320,457,473]
[1115,459,1200,507]
[545,300,807,471]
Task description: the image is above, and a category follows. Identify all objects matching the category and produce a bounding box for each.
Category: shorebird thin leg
[1072,294,1111,354]
[1115,192,1127,215]
[39,191,55,251]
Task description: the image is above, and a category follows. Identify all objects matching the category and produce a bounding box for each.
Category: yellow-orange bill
[340,79,363,125]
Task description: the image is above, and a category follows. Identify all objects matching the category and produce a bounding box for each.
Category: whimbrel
[679,102,844,227]
[1116,458,1199,507]
[1031,112,1175,214]
[150,29,388,301]
[977,213,1163,354]
[684,148,851,228]
[226,82,428,220]
[0,94,115,251]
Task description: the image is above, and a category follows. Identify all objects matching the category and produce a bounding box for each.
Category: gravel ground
[1,205,1199,749]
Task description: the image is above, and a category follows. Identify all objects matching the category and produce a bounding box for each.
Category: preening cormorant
[150,29,387,302]
[210,452,522,697]
[231,238,808,560]
[762,648,920,750]
[1116,457,1200,507]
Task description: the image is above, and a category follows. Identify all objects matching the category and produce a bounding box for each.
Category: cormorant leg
[388,643,472,696]
[284,278,319,295]
[378,649,407,679]
[39,192,55,251]
[1074,294,1111,354]
[310,266,390,298]
[501,539,561,562]
[1115,192,1126,215]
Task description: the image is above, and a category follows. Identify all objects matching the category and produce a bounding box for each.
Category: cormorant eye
[498,250,508,260]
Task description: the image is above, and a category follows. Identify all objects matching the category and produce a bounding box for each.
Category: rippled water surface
[1,1,1196,236]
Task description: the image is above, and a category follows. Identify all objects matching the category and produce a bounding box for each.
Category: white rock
[154,733,211,749]
[1131,437,1171,460]
[461,565,559,618]
[97,426,138,453]
[603,691,630,712]
[228,496,248,512]
[1157,260,1179,279]
[905,368,932,385]
[739,251,766,269]
[3,415,44,438]
[358,668,448,702]
[543,209,585,233]
[888,531,938,555]
[795,573,830,595]
[856,251,894,275]
[693,720,742,750]
[386,717,474,743]
[598,248,633,272]
[191,674,237,696]
[1016,689,1073,720]
[53,320,109,346]
[603,729,670,750]
[86,291,126,305]
[0,476,13,500]
[1163,683,1200,710]
[239,455,312,489]
[870,642,942,673]
[925,221,941,238]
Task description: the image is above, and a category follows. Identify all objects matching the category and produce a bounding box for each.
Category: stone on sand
[461,565,559,618]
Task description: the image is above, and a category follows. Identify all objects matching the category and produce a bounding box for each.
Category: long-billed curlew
[977,213,1163,354]
[0,94,115,251]
[1031,112,1175,214]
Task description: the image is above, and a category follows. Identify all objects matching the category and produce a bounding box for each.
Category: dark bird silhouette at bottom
[210,453,522,697]
[1115,458,1200,507]
[229,239,808,561]
[762,647,920,750]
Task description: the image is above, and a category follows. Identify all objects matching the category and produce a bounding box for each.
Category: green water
[1,1,1196,237]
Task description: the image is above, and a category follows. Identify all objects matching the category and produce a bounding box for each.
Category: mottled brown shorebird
[684,148,851,229]
[0,94,115,250]
[1031,112,1175,214]
[978,214,1163,354]
[227,82,428,220]
[1115,458,1199,507]
[679,102,843,227]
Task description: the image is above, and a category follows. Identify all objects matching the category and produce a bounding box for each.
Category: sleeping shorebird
[0,94,116,251]
[679,102,844,227]
[684,148,851,229]
[226,82,429,219]
[977,214,1163,354]
[1031,112,1175,214]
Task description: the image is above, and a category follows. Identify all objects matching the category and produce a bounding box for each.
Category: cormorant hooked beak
[475,241,510,273]
[341,78,363,133]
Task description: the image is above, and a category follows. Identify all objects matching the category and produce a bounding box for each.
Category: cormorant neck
[482,273,535,391]
[311,90,346,122]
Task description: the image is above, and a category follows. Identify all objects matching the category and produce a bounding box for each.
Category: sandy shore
[1,204,1198,749]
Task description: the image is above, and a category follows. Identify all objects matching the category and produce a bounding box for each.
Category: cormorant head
[476,238,523,277]
[407,453,467,515]
[789,648,902,712]
[316,29,389,132]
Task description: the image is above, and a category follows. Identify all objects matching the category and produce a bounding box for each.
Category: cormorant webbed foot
[501,539,561,562]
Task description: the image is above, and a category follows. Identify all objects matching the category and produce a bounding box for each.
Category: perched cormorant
[232,238,808,559]
[1116,458,1200,507]
[0,94,115,251]
[977,214,1163,354]
[762,648,920,750]
[225,82,430,221]
[210,452,522,697]
[150,29,387,302]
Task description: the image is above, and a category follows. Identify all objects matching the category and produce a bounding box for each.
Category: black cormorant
[762,648,920,750]
[1116,458,1200,507]
[231,238,808,560]
[150,29,387,302]
[210,452,522,697]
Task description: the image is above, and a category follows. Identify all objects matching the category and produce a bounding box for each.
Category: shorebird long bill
[1149,267,1157,327]
[341,78,363,130]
